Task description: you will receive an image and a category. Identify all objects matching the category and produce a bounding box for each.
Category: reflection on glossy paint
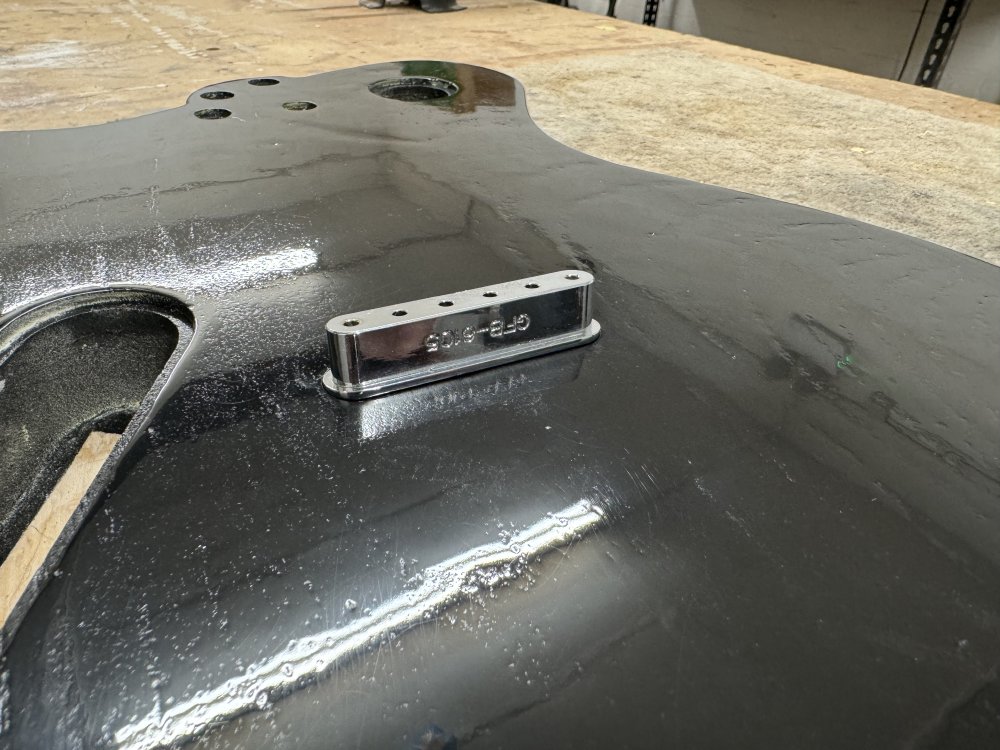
[114,499,607,750]
[130,245,319,295]
[179,246,319,293]
[5,246,318,314]
[348,353,591,442]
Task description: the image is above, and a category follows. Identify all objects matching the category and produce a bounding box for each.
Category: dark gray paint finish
[0,62,997,748]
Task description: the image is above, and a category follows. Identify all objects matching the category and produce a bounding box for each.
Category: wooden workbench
[2,0,998,262]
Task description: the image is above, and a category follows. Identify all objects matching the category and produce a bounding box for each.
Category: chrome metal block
[323,270,601,399]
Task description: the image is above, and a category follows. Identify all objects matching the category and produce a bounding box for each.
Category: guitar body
[1,62,997,749]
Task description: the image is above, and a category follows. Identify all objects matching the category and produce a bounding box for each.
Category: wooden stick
[0,431,120,626]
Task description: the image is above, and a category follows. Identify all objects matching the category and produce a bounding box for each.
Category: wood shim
[0,431,120,627]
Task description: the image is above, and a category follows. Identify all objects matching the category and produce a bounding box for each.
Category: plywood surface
[1,0,998,260]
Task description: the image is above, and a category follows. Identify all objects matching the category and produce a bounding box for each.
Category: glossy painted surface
[0,62,998,749]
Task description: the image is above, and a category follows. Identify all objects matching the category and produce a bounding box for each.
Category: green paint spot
[836,354,855,370]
